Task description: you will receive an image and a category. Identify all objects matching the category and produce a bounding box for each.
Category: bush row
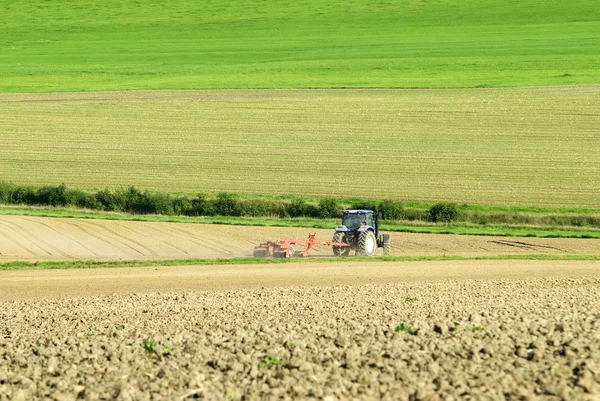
[0,183,418,220]
[9,182,596,227]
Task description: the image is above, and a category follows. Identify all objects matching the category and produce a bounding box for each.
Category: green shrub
[318,198,340,218]
[428,202,460,222]
[63,188,99,209]
[304,203,320,218]
[172,196,192,215]
[127,188,173,215]
[287,199,308,218]
[186,193,215,216]
[350,199,378,212]
[95,188,128,212]
[287,199,319,218]
[403,208,428,221]
[240,199,288,217]
[37,184,73,207]
[11,186,37,204]
[378,200,405,220]
[0,182,14,204]
[214,193,241,216]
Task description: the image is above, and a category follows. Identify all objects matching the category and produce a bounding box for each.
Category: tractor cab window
[343,213,368,229]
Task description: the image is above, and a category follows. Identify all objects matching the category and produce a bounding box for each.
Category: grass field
[1,86,599,207]
[1,0,599,92]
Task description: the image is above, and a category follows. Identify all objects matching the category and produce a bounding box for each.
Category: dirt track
[0,259,598,301]
[0,215,599,262]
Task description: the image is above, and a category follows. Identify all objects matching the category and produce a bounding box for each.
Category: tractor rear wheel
[382,234,391,256]
[357,231,377,256]
[332,232,350,257]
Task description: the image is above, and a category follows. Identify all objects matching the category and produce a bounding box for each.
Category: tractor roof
[342,209,373,214]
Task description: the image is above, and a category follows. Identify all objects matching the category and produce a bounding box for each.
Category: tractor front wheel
[332,232,350,257]
[357,231,377,256]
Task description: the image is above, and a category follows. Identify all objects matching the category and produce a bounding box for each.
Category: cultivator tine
[253,233,350,258]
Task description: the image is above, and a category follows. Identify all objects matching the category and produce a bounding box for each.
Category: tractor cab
[341,210,374,230]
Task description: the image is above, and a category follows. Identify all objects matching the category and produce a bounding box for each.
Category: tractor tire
[382,234,391,256]
[357,230,377,256]
[253,249,267,258]
[332,232,350,257]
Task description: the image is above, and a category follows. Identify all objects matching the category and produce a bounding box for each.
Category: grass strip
[2,254,600,271]
[2,205,600,239]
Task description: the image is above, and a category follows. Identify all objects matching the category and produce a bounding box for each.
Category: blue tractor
[332,210,391,256]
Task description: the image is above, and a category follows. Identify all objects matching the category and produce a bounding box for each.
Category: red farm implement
[253,233,349,258]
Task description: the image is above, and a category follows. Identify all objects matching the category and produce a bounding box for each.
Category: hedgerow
[2,182,599,229]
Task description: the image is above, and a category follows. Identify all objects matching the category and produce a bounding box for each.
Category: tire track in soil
[20,216,101,257]
[77,220,158,257]
[114,223,192,257]
[0,219,32,256]
[151,225,223,256]
[490,240,567,253]
[108,221,179,257]
[0,228,37,257]
[67,220,145,258]
[0,218,63,258]
[164,225,238,256]
[1,215,599,262]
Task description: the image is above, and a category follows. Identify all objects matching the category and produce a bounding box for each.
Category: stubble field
[1,85,599,207]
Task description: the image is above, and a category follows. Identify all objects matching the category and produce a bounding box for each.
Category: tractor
[332,210,391,256]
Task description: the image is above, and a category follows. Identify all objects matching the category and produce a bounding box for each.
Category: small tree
[428,202,460,223]
[187,193,215,216]
[378,200,405,220]
[318,198,340,218]
[37,184,68,207]
[214,193,241,216]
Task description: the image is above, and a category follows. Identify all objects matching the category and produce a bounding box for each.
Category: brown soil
[0,260,599,301]
[1,270,598,400]
[0,215,598,262]
[2,215,599,400]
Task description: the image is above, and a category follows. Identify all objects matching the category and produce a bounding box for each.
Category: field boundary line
[2,254,600,271]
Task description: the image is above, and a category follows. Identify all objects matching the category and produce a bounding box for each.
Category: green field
[1,0,599,92]
[1,86,599,207]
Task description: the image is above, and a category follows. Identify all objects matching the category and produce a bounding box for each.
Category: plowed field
[1,215,599,262]
[1,215,599,399]
[1,268,599,400]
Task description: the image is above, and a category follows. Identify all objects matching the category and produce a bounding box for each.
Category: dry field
[1,86,599,207]
[1,265,599,400]
[1,215,599,400]
[1,215,600,262]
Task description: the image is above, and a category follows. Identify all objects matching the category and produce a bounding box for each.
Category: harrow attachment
[253,233,349,258]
